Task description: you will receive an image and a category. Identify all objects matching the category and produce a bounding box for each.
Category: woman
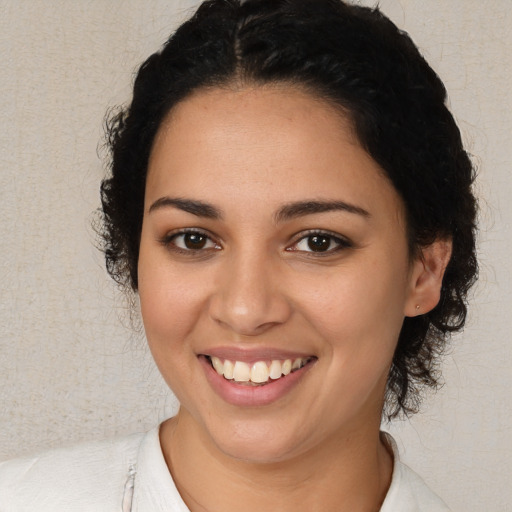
[0,0,477,510]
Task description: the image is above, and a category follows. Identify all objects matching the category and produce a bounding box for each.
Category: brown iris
[307,235,331,252]
[184,233,207,250]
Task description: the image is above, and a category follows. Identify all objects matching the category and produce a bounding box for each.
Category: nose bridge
[209,246,290,335]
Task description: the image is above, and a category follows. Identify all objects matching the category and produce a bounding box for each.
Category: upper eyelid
[160,227,220,245]
[289,229,351,244]
[163,227,215,238]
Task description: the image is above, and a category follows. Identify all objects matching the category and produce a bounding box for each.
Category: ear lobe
[404,238,452,317]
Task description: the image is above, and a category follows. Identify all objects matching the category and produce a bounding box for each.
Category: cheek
[295,260,408,421]
[138,264,208,400]
[295,254,409,351]
[139,265,206,343]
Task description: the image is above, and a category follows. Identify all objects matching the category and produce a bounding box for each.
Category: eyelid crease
[290,228,352,242]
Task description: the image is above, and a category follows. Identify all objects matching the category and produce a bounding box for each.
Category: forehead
[146,85,403,220]
[151,84,358,166]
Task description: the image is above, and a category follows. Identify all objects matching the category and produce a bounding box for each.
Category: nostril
[208,293,292,336]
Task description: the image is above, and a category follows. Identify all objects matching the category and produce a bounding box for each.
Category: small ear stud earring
[415,305,420,310]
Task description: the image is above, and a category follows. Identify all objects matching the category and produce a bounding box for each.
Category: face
[138,85,419,463]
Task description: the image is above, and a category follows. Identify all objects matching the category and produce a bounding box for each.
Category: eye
[162,230,220,252]
[288,231,351,254]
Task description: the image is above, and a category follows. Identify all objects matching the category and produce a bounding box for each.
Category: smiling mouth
[204,355,315,386]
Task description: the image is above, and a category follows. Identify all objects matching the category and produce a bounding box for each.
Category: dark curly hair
[101,0,478,419]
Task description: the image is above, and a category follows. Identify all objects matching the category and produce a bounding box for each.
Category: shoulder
[380,434,451,512]
[0,431,145,512]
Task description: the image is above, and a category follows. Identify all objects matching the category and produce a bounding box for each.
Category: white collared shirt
[0,426,450,511]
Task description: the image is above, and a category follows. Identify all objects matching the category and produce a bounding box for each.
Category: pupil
[307,235,330,252]
[185,233,206,249]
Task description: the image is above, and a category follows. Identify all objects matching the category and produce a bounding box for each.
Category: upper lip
[199,346,316,364]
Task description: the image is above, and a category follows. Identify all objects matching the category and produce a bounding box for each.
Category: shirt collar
[131,426,190,512]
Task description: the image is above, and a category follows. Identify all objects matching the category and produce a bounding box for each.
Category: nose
[208,252,292,336]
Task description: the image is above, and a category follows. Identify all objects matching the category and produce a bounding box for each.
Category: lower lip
[199,356,315,407]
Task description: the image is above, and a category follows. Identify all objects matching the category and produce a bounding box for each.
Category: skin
[138,84,451,512]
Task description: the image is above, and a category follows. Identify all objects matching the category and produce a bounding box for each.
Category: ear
[404,238,453,317]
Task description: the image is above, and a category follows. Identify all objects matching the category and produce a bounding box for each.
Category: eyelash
[287,230,353,256]
[160,228,221,255]
[160,229,352,256]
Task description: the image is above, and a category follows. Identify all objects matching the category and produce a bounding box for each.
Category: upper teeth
[210,357,309,384]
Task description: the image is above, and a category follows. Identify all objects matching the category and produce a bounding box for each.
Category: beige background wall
[1,1,510,510]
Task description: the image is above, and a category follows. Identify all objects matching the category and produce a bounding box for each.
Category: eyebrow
[274,200,370,223]
[148,196,370,222]
[148,197,222,219]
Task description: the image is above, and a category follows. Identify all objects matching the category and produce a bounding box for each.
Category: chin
[216,438,297,464]
[206,417,306,464]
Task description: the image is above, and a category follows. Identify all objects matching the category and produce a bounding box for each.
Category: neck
[159,410,393,512]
